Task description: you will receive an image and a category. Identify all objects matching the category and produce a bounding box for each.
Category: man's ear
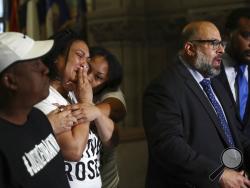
[184,42,196,57]
[1,73,18,90]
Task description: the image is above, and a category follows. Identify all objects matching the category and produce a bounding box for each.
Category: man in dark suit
[143,21,250,188]
[216,8,250,136]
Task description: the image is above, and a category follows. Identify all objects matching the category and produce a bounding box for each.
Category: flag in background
[18,0,27,33]
[65,0,87,37]
[77,0,87,20]
[76,0,87,38]
[37,0,70,38]
[26,0,40,39]
[7,0,86,39]
[9,0,19,31]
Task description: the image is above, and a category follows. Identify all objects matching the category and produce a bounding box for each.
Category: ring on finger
[59,107,64,112]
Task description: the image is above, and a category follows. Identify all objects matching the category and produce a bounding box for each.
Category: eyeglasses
[190,39,226,50]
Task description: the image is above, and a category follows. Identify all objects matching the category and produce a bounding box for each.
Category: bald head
[180,21,221,47]
[179,21,224,78]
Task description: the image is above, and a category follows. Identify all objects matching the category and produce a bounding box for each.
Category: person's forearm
[55,122,89,161]
[96,98,126,122]
[94,112,114,147]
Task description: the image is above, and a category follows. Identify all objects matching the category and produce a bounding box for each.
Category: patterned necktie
[200,79,235,147]
[237,65,248,120]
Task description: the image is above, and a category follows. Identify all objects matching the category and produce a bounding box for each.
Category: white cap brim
[22,40,54,60]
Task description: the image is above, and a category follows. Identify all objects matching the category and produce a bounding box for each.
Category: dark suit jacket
[143,59,250,188]
[216,64,250,137]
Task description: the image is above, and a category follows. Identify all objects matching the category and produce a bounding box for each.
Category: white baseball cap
[0,32,54,73]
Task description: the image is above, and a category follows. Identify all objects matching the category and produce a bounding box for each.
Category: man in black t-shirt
[0,32,70,188]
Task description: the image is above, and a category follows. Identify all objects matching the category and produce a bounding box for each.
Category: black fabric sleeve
[0,152,7,188]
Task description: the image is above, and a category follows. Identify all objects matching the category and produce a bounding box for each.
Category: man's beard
[193,50,220,78]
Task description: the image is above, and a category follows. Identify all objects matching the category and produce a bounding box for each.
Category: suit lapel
[176,61,234,146]
[243,65,250,124]
[216,66,243,129]
[217,65,237,106]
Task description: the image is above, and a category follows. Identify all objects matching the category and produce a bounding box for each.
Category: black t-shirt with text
[0,108,70,188]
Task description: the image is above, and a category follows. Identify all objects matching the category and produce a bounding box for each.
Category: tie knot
[200,79,211,88]
[238,64,247,74]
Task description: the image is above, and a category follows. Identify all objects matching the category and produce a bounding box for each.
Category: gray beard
[194,50,220,78]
